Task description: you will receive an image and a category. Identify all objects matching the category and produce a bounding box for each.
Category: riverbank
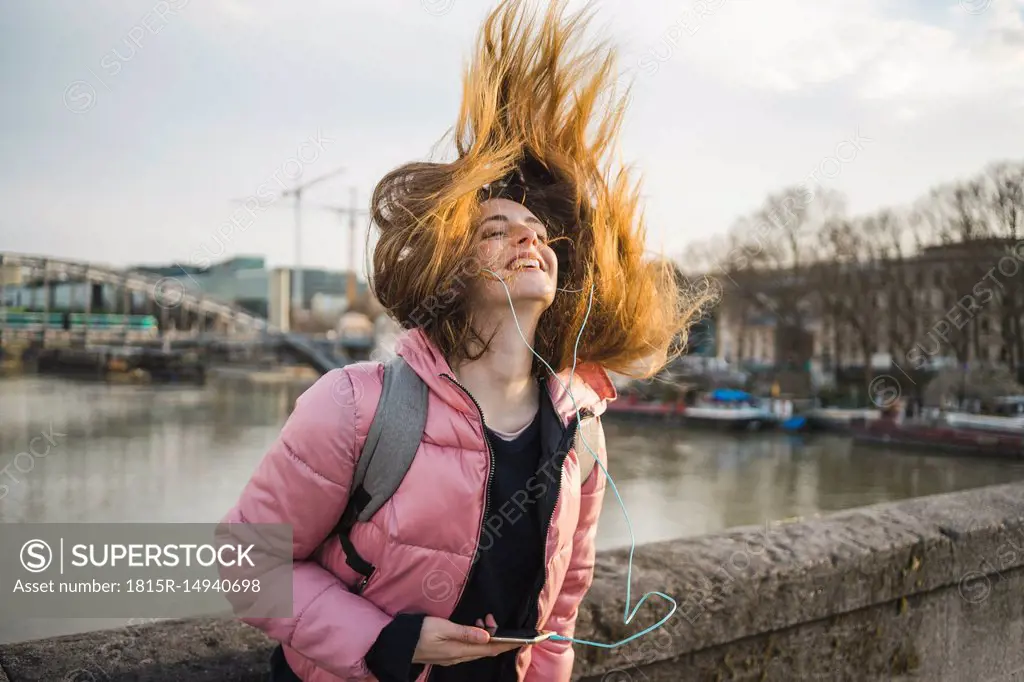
[0,359,320,388]
[204,364,319,387]
[3,480,1022,681]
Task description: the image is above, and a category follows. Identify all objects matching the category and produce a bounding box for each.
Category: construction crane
[307,186,371,308]
[232,166,345,310]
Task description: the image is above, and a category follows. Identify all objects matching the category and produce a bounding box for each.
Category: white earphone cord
[482,268,677,649]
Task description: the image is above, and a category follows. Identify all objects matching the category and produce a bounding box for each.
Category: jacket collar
[393,327,616,427]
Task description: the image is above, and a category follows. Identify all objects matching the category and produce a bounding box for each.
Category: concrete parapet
[2,482,1022,681]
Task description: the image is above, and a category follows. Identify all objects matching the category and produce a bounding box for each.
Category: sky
[1,0,1022,276]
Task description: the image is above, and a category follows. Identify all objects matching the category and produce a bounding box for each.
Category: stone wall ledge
[574,479,1024,680]
[2,481,1023,681]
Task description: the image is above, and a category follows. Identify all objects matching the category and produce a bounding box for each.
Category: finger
[442,642,521,665]
[446,641,517,661]
[475,618,484,628]
[480,642,523,655]
[442,623,490,645]
[485,613,498,629]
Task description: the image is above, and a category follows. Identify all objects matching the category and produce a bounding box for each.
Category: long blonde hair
[369,0,712,378]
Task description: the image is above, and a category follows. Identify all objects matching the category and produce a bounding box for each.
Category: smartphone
[487,629,554,645]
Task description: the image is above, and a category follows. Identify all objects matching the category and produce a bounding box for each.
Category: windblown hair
[369,0,713,379]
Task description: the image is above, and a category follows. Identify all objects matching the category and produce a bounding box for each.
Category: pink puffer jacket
[221,327,615,681]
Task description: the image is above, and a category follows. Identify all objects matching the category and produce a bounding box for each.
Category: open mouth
[505,255,545,272]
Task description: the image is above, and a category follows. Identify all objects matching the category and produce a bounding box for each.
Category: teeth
[511,258,540,270]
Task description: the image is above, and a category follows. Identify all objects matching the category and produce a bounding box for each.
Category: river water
[3,374,1024,645]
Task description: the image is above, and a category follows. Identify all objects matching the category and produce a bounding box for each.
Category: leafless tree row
[680,159,1024,384]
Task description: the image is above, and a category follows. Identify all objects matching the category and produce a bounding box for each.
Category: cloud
[648,0,1024,111]
[2,0,1023,268]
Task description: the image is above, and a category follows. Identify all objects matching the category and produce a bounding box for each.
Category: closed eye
[479,214,548,240]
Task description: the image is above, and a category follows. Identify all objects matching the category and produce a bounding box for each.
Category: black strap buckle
[335,485,376,587]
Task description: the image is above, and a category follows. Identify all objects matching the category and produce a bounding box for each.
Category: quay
[31,345,206,383]
[2,480,1022,681]
[6,338,332,385]
[0,252,372,384]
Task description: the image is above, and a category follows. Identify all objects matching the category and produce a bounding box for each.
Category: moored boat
[941,412,1024,433]
[603,388,779,430]
[604,397,683,421]
[849,415,1024,459]
[679,389,778,432]
[804,407,882,433]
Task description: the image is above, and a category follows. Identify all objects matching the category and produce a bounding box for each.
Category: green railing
[0,311,158,331]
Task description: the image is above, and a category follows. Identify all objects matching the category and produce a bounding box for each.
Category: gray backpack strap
[334,355,428,590]
[352,355,429,520]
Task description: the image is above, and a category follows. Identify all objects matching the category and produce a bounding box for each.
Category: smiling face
[470,197,559,313]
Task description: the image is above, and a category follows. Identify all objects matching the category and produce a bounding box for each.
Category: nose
[511,222,542,246]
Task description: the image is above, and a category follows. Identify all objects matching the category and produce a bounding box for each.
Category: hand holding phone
[412,616,523,667]
[475,614,553,645]
[487,629,553,644]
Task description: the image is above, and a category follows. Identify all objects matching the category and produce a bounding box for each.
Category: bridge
[0,252,270,336]
[0,252,351,374]
[1,480,1021,680]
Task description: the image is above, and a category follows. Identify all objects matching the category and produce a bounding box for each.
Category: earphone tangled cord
[484,268,677,649]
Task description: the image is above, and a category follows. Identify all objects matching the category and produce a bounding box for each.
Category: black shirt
[431,408,546,681]
[364,404,548,682]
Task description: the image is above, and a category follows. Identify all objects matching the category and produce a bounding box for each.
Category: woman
[221,1,707,680]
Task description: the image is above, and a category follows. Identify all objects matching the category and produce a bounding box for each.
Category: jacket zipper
[536,407,593,633]
[438,373,496,600]
[438,371,596,671]
[438,372,493,557]
[431,372,496,682]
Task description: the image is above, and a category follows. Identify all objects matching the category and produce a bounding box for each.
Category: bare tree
[813,216,888,390]
[982,161,1024,371]
[988,161,1024,240]
[871,209,931,396]
[711,186,846,368]
[909,177,996,375]
[680,157,1023,401]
